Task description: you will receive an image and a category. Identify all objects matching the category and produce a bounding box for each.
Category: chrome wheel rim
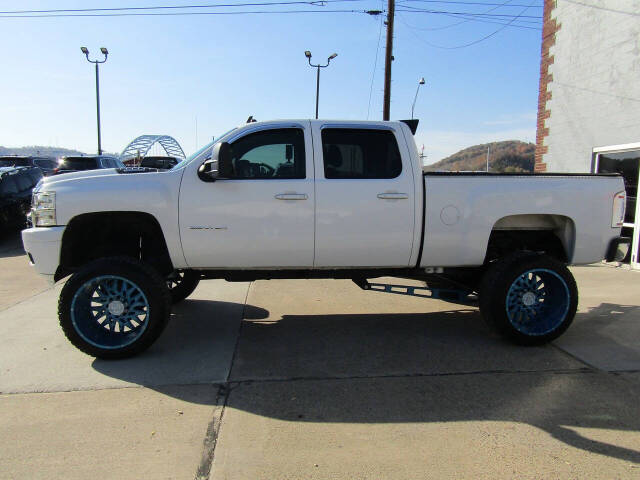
[505,268,570,336]
[71,275,150,349]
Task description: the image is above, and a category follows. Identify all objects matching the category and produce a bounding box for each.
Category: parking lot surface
[1,235,639,479]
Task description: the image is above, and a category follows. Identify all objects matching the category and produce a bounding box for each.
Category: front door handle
[275,193,308,200]
[377,192,409,200]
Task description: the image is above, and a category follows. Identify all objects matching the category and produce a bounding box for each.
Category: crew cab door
[311,124,415,267]
[179,123,315,268]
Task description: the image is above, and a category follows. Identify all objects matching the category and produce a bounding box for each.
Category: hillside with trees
[0,146,86,158]
[425,140,535,173]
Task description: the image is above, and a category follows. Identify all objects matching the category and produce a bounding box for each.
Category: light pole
[81,46,108,155]
[305,51,337,119]
[411,77,426,120]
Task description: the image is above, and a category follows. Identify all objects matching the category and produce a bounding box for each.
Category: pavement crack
[194,281,252,480]
[194,384,229,480]
[226,367,596,387]
[550,342,603,372]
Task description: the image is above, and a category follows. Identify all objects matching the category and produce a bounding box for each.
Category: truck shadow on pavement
[92,299,640,464]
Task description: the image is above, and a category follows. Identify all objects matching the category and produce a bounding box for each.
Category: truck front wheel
[59,257,171,359]
[479,253,578,345]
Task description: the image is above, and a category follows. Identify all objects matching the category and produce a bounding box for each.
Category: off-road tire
[479,252,578,345]
[59,256,171,359]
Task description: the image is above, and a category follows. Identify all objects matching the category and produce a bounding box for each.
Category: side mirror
[197,142,233,182]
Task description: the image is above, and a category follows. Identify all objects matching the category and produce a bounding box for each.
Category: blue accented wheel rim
[71,275,150,350]
[505,268,570,336]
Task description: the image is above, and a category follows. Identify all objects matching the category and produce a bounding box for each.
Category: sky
[0,0,543,163]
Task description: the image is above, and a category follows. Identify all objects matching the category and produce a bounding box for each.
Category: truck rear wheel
[59,256,171,359]
[479,253,578,345]
[166,270,201,304]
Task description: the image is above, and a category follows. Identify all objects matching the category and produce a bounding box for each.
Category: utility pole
[382,0,395,120]
[486,144,491,172]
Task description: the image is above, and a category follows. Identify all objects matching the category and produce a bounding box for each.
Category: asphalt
[0,232,639,479]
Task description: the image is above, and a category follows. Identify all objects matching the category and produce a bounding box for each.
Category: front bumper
[605,236,631,262]
[21,226,65,278]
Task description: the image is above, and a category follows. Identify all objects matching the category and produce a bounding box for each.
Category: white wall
[544,0,640,172]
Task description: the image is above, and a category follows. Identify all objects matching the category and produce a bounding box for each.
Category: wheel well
[57,212,173,281]
[486,214,574,264]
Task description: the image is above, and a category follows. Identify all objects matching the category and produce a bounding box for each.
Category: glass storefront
[594,145,640,267]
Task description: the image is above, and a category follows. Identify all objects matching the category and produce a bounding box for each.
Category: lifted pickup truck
[22,120,630,358]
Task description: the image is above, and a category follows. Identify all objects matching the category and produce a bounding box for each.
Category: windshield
[171,128,237,170]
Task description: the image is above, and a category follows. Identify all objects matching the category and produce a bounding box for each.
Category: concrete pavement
[0,238,639,479]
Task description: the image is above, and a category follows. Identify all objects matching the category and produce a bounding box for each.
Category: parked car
[0,156,58,176]
[139,156,179,170]
[22,119,629,359]
[53,155,124,175]
[0,166,43,230]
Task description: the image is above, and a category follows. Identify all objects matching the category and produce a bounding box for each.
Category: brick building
[535,0,640,267]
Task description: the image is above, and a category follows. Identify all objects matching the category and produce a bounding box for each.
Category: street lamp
[305,51,338,119]
[81,46,108,155]
[411,77,426,120]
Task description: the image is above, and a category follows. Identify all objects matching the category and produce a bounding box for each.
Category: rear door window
[321,128,402,179]
[63,158,98,170]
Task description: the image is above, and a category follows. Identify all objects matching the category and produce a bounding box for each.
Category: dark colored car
[0,156,58,176]
[139,156,179,170]
[0,166,43,231]
[53,155,124,175]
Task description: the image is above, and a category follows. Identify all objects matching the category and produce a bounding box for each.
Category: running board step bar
[351,278,477,306]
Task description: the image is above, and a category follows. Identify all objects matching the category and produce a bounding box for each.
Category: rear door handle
[275,193,308,200]
[377,192,409,200]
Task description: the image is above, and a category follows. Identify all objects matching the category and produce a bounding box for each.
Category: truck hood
[40,168,119,188]
[38,167,162,190]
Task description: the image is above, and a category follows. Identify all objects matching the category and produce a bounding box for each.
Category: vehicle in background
[0,156,58,176]
[0,166,43,231]
[53,155,124,175]
[139,156,178,170]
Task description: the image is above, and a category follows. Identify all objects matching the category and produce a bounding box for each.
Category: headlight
[611,190,626,228]
[31,191,57,227]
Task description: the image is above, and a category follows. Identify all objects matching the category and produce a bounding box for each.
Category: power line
[396,7,540,18]
[398,0,539,49]
[0,9,365,18]
[396,0,516,31]
[367,11,384,119]
[403,13,539,29]
[400,0,542,6]
[0,0,365,15]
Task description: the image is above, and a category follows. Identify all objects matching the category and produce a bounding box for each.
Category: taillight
[612,191,626,228]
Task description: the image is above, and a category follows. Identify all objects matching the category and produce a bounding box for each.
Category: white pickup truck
[22,119,630,358]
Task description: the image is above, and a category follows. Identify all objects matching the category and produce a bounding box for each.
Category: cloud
[415,127,536,165]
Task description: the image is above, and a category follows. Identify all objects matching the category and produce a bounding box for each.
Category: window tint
[228,128,305,179]
[321,128,402,179]
[62,157,98,170]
